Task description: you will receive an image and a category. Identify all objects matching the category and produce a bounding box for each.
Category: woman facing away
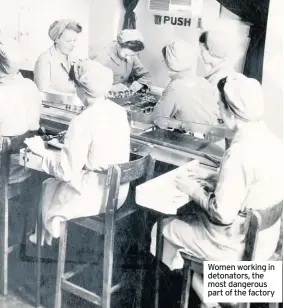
[25,59,130,245]
[0,37,41,184]
[153,39,220,129]
[150,73,283,307]
[34,19,83,99]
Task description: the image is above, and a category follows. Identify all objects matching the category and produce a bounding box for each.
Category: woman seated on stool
[153,39,219,130]
[0,37,41,184]
[34,19,83,103]
[94,29,151,93]
[25,59,130,245]
[150,73,283,307]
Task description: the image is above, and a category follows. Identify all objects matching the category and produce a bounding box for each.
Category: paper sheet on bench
[136,160,201,215]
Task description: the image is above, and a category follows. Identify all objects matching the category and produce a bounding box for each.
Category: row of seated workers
[0,19,283,308]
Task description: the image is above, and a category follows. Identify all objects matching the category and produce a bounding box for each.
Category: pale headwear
[48,19,82,41]
[0,37,21,76]
[73,59,113,98]
[117,29,144,44]
[223,73,264,121]
[205,30,232,59]
[165,39,196,72]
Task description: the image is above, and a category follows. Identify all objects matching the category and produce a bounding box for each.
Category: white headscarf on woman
[73,59,113,98]
[117,29,144,44]
[0,37,21,77]
[223,73,264,122]
[165,39,196,72]
[48,19,82,41]
[205,30,232,59]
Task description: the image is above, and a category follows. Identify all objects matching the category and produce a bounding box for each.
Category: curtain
[122,0,140,29]
[215,0,270,83]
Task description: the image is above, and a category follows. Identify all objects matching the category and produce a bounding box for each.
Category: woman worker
[150,73,283,307]
[199,30,236,90]
[25,59,130,245]
[94,29,151,93]
[153,39,219,129]
[34,19,83,96]
[0,37,41,184]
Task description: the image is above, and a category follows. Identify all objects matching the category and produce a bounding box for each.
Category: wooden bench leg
[0,196,8,296]
[180,260,192,308]
[54,222,68,308]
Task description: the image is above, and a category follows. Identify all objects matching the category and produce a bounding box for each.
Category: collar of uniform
[231,121,266,145]
[0,72,23,85]
[105,42,127,66]
[170,68,195,81]
[49,45,74,71]
[205,59,233,81]
[86,96,107,107]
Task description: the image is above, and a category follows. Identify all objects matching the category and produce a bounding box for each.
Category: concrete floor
[0,293,34,308]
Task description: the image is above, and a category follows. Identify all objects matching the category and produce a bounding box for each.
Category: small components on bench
[108,90,134,99]
[65,104,86,113]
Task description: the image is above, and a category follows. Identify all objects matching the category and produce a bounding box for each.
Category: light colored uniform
[0,73,41,183]
[34,45,77,94]
[205,60,235,92]
[40,98,130,243]
[153,69,219,126]
[95,42,151,87]
[151,121,283,270]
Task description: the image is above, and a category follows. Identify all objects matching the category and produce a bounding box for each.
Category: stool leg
[0,195,9,296]
[54,222,68,308]
[155,216,164,308]
[102,214,115,308]
[180,261,192,308]
[136,211,148,308]
[237,303,250,308]
[36,190,43,307]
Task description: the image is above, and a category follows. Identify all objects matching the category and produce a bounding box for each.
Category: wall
[262,0,283,139]
[135,0,202,87]
[0,0,91,71]
[134,0,250,87]
[88,0,124,58]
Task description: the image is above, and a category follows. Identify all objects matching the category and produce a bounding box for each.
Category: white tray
[136,160,201,215]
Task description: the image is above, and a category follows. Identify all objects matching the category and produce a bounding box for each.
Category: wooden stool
[0,137,38,297]
[180,202,283,308]
[54,154,156,308]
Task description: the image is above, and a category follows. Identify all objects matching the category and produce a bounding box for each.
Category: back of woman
[0,76,41,136]
[170,75,219,125]
[230,122,283,260]
[82,99,130,170]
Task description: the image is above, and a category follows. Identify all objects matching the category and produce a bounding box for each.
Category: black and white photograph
[0,0,283,307]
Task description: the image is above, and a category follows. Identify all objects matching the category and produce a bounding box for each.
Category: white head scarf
[73,59,113,98]
[205,30,232,59]
[117,29,144,44]
[223,73,264,121]
[48,19,82,41]
[0,37,21,76]
[165,39,196,72]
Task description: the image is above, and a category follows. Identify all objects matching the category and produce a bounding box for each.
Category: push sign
[154,15,191,27]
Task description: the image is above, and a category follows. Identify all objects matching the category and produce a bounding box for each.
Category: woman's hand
[175,173,203,197]
[129,81,143,93]
[24,136,48,158]
[111,83,130,92]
